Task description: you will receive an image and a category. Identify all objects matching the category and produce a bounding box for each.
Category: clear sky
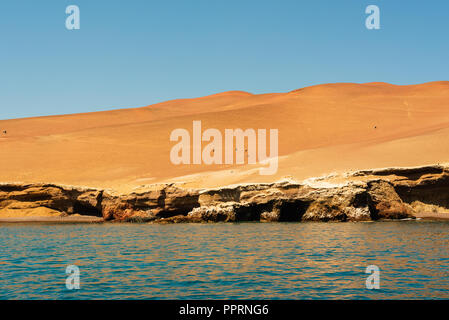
[1,0,448,119]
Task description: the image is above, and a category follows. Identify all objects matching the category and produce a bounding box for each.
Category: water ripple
[1,221,449,299]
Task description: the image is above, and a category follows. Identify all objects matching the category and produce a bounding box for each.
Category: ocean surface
[1,221,449,300]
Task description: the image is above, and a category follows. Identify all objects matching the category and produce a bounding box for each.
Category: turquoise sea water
[1,221,449,299]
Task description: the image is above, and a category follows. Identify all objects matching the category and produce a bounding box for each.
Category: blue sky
[1,0,448,119]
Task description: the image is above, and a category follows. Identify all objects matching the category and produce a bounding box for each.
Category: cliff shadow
[234,199,311,222]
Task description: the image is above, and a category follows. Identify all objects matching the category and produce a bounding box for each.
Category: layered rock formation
[1,164,449,223]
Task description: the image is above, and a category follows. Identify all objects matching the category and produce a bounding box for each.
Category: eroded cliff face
[0,184,103,217]
[1,164,449,222]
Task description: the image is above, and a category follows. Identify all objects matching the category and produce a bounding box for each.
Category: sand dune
[1,81,449,191]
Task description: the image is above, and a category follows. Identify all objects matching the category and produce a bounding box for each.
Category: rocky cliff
[1,164,449,222]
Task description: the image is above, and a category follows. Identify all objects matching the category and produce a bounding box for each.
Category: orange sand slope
[1,81,449,191]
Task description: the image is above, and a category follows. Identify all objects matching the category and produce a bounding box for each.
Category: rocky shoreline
[1,164,449,223]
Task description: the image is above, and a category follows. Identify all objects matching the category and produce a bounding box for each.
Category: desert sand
[1,81,449,192]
